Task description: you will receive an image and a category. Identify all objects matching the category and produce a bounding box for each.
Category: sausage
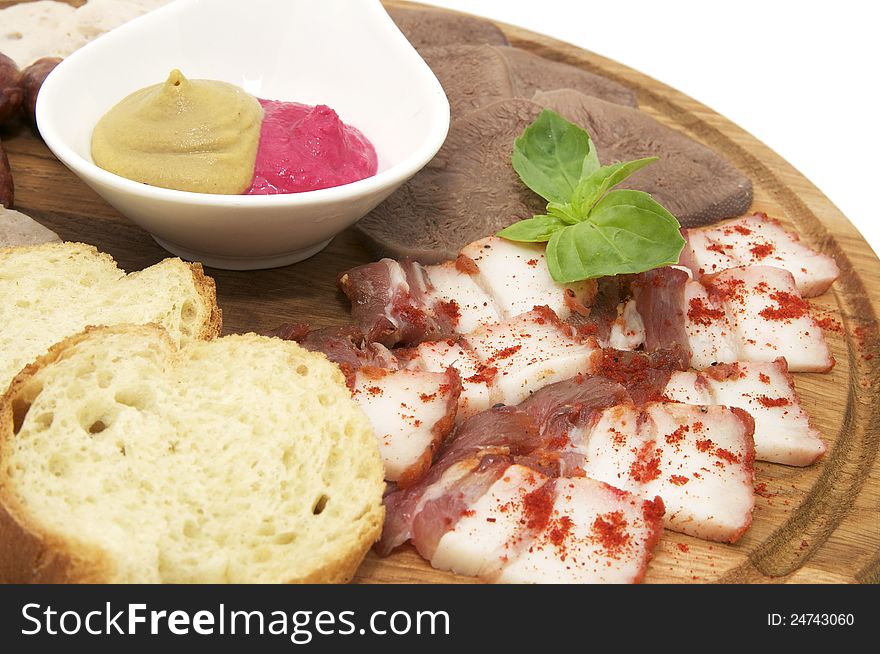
[0,52,23,125]
[20,57,62,125]
[0,138,13,209]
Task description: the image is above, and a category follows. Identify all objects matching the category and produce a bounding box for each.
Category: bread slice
[0,242,221,394]
[0,325,385,583]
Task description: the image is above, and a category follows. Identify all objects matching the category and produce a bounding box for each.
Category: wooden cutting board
[1,1,878,584]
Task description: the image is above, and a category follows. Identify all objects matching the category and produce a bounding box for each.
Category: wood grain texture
[0,0,877,584]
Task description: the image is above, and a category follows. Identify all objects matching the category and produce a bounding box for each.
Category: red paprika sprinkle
[749,242,775,259]
[758,373,771,384]
[522,483,556,532]
[436,300,461,324]
[733,224,752,235]
[715,447,740,464]
[695,439,713,452]
[665,424,689,446]
[591,511,631,557]
[758,291,810,321]
[687,297,725,325]
[492,345,522,361]
[669,475,690,486]
[756,395,790,408]
[629,443,662,482]
[677,542,690,553]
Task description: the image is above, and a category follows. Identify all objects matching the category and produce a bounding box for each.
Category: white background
[421,0,880,256]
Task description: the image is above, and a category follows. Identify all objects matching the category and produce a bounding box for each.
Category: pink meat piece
[463,306,599,406]
[427,464,665,583]
[632,266,692,356]
[337,258,453,347]
[579,402,755,542]
[664,359,826,466]
[351,366,461,487]
[703,266,834,372]
[680,213,840,297]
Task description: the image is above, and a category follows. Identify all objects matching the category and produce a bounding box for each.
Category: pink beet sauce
[245,99,378,195]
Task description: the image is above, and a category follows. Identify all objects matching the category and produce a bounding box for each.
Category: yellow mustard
[91,69,263,194]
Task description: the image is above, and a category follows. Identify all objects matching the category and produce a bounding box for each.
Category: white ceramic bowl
[36,0,449,270]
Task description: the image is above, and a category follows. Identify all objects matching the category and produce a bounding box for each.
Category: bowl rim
[35,0,451,208]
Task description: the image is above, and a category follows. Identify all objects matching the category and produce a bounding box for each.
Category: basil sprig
[498,109,685,282]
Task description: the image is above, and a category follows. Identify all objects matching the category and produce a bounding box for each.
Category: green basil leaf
[497,215,568,242]
[591,188,681,229]
[546,201,582,225]
[512,109,598,204]
[545,192,685,281]
[571,157,658,214]
[581,134,601,178]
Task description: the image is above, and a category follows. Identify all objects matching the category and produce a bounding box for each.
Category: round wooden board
[1,1,878,584]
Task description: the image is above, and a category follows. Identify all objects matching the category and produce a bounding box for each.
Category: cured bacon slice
[463,307,598,406]
[664,359,826,466]
[430,464,550,576]
[423,261,501,334]
[632,266,691,354]
[629,265,834,372]
[579,403,755,542]
[459,236,596,320]
[377,407,539,555]
[683,279,738,369]
[432,466,665,584]
[493,477,664,584]
[704,266,834,372]
[680,213,840,297]
[337,258,452,347]
[351,367,461,486]
[403,339,494,419]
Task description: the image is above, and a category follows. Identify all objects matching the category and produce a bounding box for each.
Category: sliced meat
[0,206,62,247]
[680,213,840,297]
[404,338,495,419]
[430,463,550,574]
[419,44,514,118]
[337,258,452,347]
[379,455,504,556]
[594,346,689,405]
[424,261,502,334]
[460,236,596,320]
[533,89,753,228]
[632,266,691,356]
[410,456,513,560]
[580,402,755,542]
[463,307,598,406]
[495,46,637,108]
[378,404,539,555]
[351,366,461,486]
[683,278,739,369]
[664,359,826,466]
[704,266,834,372]
[493,476,665,583]
[386,6,509,51]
